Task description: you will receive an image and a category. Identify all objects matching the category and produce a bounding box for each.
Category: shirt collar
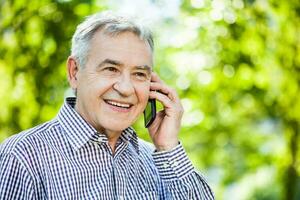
[57,97,139,153]
[121,126,139,154]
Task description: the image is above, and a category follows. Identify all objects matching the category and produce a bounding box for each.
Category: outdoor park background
[0,0,299,199]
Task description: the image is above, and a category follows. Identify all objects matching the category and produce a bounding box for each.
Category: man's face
[72,31,152,135]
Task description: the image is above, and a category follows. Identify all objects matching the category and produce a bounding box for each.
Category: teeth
[106,100,131,108]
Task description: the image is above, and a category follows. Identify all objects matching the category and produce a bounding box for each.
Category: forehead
[87,30,153,67]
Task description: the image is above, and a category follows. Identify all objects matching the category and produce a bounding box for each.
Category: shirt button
[119,196,124,200]
[173,161,178,167]
[163,163,169,169]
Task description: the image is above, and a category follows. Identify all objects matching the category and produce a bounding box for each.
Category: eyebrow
[135,65,152,73]
[97,59,123,68]
[97,58,152,73]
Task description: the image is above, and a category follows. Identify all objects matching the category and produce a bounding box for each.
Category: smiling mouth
[104,100,133,109]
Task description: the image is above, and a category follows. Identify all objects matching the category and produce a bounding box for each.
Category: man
[0,12,214,199]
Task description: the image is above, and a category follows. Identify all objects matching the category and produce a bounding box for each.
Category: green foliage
[0,0,105,139]
[1,0,299,199]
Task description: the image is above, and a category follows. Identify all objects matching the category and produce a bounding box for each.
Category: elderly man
[0,12,214,199]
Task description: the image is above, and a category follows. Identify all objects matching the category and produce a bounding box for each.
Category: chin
[102,121,132,133]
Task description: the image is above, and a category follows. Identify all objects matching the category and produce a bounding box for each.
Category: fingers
[150,72,180,102]
[150,89,184,118]
[149,90,173,108]
[150,72,183,114]
[151,72,164,84]
[150,82,179,102]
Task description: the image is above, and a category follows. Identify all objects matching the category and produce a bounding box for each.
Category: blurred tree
[1,0,299,199]
[167,0,299,199]
[0,0,105,140]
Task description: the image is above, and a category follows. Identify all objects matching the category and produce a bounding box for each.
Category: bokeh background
[0,0,299,199]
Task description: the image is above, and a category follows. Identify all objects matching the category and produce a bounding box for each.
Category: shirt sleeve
[0,153,35,200]
[152,143,215,200]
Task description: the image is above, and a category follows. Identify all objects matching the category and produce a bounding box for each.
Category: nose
[113,74,135,97]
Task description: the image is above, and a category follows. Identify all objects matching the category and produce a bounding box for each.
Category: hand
[147,73,184,151]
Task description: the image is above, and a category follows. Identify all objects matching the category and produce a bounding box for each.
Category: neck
[105,130,123,154]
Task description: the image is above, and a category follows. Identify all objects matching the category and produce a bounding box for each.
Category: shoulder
[138,138,155,152]
[0,119,60,156]
[137,138,156,160]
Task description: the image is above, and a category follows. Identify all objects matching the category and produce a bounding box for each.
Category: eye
[133,72,149,80]
[135,72,146,77]
[104,66,118,72]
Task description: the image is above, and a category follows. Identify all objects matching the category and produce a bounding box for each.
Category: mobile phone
[144,99,156,128]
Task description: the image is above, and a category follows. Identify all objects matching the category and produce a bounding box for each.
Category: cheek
[136,84,150,104]
[81,76,114,94]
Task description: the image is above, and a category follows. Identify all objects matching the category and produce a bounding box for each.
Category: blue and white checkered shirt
[0,97,214,199]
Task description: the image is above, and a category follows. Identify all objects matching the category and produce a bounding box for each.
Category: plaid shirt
[0,97,214,199]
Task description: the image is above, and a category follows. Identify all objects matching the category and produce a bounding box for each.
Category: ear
[67,56,79,90]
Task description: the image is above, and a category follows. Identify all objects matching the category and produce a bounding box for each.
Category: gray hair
[71,11,154,68]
